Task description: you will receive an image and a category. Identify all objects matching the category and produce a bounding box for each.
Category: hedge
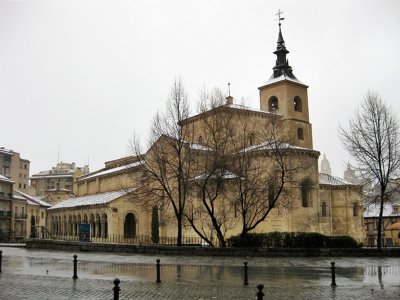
[226,232,360,248]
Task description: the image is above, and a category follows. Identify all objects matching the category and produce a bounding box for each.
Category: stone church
[47,23,365,244]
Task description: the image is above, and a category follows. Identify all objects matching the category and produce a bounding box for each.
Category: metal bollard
[330,261,336,287]
[113,278,121,300]
[72,255,78,280]
[256,283,264,300]
[0,250,2,273]
[156,258,161,283]
[243,261,249,285]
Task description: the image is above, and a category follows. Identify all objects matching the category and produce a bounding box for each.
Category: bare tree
[339,92,400,248]
[184,88,238,247]
[230,114,308,238]
[130,79,193,246]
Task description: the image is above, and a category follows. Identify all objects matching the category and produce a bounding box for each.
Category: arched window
[297,128,304,140]
[268,96,278,112]
[248,133,255,146]
[124,213,136,238]
[353,203,359,217]
[198,135,203,144]
[294,96,302,112]
[321,202,327,217]
[301,182,309,208]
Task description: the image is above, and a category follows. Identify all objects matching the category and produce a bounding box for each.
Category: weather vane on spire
[228,82,231,97]
[276,9,284,26]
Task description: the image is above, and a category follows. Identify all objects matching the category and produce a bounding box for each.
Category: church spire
[271,11,298,80]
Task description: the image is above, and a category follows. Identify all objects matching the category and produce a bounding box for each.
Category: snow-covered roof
[241,141,310,153]
[49,189,135,210]
[13,189,52,207]
[0,174,14,184]
[193,169,241,181]
[0,147,14,155]
[189,143,215,151]
[31,169,75,179]
[319,173,356,186]
[46,188,72,193]
[260,73,305,87]
[224,103,280,116]
[78,161,143,181]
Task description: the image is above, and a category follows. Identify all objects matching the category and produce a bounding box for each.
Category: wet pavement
[0,246,399,299]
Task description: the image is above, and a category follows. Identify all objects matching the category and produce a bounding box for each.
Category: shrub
[227,232,360,248]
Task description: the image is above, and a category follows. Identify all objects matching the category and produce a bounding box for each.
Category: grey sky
[1,0,399,177]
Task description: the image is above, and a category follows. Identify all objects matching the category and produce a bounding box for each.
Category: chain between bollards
[256,283,265,300]
[330,261,336,287]
[0,250,2,273]
[243,261,248,285]
[113,278,120,300]
[72,255,78,280]
[156,258,161,283]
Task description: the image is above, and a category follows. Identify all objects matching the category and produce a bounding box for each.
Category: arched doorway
[124,213,136,238]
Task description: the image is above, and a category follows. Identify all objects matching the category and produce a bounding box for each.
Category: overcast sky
[1,0,399,178]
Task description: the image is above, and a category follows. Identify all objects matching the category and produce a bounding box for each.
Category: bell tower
[259,14,313,149]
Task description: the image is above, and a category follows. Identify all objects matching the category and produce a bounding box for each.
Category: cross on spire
[276,9,284,26]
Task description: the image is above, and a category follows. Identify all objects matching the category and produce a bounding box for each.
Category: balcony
[14,214,27,220]
[0,192,12,200]
[0,211,12,218]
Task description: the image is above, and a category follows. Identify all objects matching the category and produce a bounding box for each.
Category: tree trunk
[177,216,182,246]
[377,193,385,249]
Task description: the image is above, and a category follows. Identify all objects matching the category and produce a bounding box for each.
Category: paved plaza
[0,246,399,299]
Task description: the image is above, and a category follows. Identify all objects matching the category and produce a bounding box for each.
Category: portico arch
[124,213,137,238]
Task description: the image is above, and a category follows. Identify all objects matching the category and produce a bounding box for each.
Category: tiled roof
[49,189,135,210]
[319,173,356,186]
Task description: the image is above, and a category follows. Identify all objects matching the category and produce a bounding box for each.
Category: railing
[30,229,206,246]
[14,214,28,220]
[0,192,12,200]
[0,211,12,217]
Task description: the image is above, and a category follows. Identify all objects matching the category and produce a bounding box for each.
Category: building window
[301,182,310,208]
[297,128,304,140]
[198,135,203,144]
[294,96,302,112]
[353,203,359,217]
[19,183,22,188]
[248,133,255,146]
[268,96,279,111]
[321,202,327,217]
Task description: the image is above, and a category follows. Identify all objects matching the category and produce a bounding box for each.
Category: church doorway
[124,213,136,238]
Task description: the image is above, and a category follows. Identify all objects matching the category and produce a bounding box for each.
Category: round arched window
[297,128,304,140]
[294,96,302,112]
[268,96,278,111]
